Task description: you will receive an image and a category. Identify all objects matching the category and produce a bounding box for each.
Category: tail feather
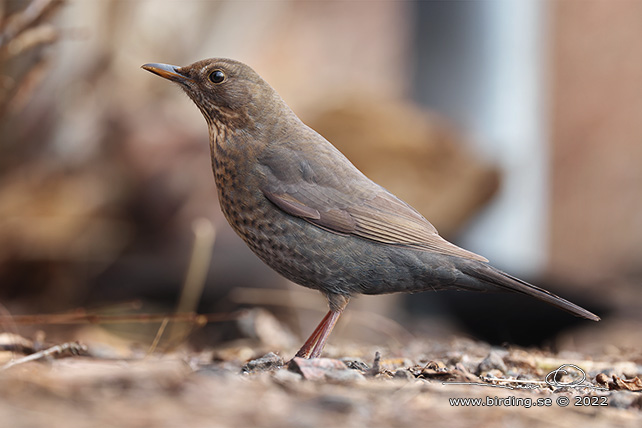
[462,262,600,321]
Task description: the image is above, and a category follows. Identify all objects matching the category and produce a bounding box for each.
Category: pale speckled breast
[210,134,320,289]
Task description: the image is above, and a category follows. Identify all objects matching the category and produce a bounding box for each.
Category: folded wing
[262,181,488,263]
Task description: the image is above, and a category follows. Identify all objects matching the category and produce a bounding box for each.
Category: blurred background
[0,0,640,354]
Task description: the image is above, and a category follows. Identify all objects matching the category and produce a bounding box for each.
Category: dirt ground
[1,324,641,428]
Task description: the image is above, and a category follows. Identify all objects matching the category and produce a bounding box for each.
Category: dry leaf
[611,375,642,392]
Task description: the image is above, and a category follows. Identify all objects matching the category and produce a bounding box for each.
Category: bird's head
[142,58,282,131]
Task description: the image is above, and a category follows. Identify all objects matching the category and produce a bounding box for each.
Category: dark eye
[209,70,225,84]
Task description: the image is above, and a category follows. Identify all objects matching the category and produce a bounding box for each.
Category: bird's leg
[294,294,349,359]
[294,310,334,359]
[308,310,342,358]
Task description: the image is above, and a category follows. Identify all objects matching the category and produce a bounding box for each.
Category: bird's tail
[460,262,600,321]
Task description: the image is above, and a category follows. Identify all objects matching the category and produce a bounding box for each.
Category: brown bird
[142,58,599,359]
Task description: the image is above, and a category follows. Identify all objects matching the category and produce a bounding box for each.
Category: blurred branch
[175,218,216,316]
[0,0,63,116]
[3,54,49,112]
[169,217,217,346]
[0,310,247,326]
[0,0,62,49]
[1,21,58,58]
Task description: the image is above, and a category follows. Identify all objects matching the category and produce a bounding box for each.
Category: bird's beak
[141,63,191,82]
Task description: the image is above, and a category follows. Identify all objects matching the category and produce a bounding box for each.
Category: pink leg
[294,295,349,359]
[294,310,334,358]
[308,310,342,358]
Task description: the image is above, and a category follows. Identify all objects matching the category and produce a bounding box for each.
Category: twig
[1,341,88,370]
[147,317,170,355]
[175,218,216,315]
[0,310,247,326]
[367,351,382,377]
[168,218,216,346]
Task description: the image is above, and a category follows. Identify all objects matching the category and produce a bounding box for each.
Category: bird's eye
[209,70,226,84]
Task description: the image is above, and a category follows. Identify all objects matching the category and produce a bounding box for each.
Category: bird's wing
[259,148,488,262]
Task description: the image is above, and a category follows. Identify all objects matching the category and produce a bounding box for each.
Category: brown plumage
[142,58,599,358]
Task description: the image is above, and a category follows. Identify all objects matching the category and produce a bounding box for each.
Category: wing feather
[261,186,487,262]
[258,137,488,263]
